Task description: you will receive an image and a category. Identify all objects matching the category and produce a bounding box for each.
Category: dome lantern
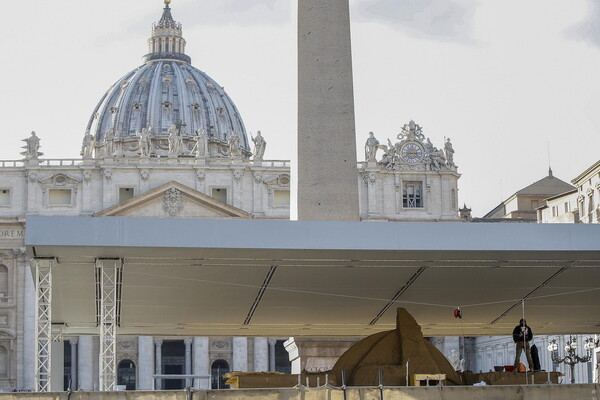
[144,0,191,64]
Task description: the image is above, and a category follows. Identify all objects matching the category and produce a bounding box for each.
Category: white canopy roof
[26,216,600,337]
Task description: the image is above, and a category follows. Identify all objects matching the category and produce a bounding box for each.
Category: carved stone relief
[162,188,184,217]
[233,170,243,182]
[362,172,377,185]
[140,170,150,181]
[26,171,38,182]
[372,120,457,172]
[213,341,228,350]
[102,170,113,182]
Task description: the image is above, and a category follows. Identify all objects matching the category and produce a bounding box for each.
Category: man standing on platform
[513,318,534,371]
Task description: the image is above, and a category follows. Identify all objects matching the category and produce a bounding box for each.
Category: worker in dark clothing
[513,318,533,370]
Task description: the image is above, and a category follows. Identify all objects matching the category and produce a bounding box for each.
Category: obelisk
[298,0,360,221]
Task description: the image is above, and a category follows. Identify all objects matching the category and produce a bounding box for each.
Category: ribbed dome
[85,2,250,157]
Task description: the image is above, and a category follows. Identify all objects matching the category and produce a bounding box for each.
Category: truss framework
[97,259,122,391]
[34,258,54,392]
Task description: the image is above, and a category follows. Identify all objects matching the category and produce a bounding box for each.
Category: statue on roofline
[22,131,42,159]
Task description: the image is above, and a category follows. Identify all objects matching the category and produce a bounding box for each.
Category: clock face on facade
[401,142,423,164]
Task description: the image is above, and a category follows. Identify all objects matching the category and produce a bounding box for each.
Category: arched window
[0,346,8,378]
[0,265,8,303]
[211,359,230,389]
[117,359,136,390]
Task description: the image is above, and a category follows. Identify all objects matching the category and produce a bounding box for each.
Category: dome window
[110,107,118,114]
[217,107,225,116]
[192,103,201,111]
[163,101,171,109]
[139,77,149,89]
[133,103,142,111]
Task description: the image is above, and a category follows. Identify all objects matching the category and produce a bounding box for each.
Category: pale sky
[1,0,599,217]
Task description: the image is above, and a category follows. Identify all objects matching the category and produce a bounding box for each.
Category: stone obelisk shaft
[298,0,360,221]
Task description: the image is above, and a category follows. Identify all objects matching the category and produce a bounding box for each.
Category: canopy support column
[97,258,122,391]
[33,258,54,392]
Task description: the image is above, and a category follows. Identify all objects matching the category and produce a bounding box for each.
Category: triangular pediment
[95,181,252,219]
[38,173,82,186]
[263,174,290,187]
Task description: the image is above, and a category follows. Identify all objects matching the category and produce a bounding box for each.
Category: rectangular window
[273,190,290,207]
[48,189,72,206]
[564,202,569,213]
[403,182,423,208]
[0,189,10,206]
[211,188,227,204]
[119,187,135,203]
[552,206,558,217]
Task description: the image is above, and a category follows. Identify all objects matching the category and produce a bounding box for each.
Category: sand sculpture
[331,308,462,386]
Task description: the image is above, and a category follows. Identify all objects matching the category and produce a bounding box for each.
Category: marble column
[184,338,193,387]
[298,0,359,221]
[78,336,94,391]
[70,339,78,390]
[232,337,248,372]
[268,339,277,372]
[193,337,210,390]
[154,339,163,390]
[137,336,154,390]
[253,337,269,372]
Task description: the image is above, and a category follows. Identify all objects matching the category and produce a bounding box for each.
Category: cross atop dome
[144,0,191,63]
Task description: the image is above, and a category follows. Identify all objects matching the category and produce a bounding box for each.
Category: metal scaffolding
[33,258,54,392]
[96,259,122,391]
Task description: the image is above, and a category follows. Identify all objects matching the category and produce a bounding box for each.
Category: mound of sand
[331,308,462,386]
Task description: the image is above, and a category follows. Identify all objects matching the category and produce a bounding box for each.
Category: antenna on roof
[547,141,553,177]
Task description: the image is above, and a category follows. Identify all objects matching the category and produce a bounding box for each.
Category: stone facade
[357,122,460,221]
[573,160,600,224]
[537,189,578,223]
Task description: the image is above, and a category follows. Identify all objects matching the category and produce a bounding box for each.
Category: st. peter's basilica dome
[85,1,250,158]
